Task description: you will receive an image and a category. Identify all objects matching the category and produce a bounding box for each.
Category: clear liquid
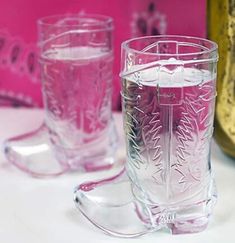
[122,67,216,214]
[40,46,116,169]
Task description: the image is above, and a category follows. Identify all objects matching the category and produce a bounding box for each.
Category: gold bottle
[207,0,235,158]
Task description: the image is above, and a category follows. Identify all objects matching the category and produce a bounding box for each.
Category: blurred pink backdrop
[0,0,206,110]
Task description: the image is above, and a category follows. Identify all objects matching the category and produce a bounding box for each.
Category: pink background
[0,0,206,110]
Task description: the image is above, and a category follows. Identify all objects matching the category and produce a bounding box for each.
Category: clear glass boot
[4,14,117,177]
[74,35,218,237]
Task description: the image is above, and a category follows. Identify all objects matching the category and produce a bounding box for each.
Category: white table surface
[0,108,235,243]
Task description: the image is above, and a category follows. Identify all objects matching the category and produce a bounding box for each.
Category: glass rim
[121,35,218,58]
[37,13,113,31]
